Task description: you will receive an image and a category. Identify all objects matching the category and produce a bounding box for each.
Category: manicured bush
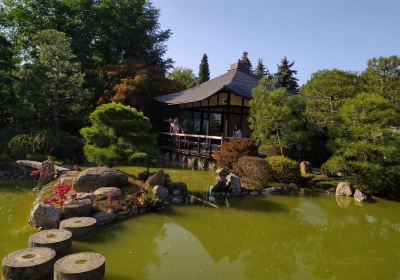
[80,103,157,167]
[233,156,271,188]
[321,156,348,177]
[214,138,257,170]
[258,144,281,157]
[265,155,300,183]
[8,134,32,159]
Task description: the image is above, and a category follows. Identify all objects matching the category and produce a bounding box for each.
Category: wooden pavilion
[154,61,259,159]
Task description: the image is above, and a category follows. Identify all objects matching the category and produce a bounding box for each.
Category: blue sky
[152,0,400,85]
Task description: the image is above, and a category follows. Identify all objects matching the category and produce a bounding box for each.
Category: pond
[1,167,400,279]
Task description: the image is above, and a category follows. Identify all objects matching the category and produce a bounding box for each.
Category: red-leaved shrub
[43,183,72,206]
[233,156,271,188]
[214,138,257,170]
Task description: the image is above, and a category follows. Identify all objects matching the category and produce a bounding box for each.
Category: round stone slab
[54,252,105,280]
[28,229,72,253]
[2,247,56,280]
[59,217,97,239]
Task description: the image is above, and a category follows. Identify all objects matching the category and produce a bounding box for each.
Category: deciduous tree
[168,67,198,90]
[249,77,307,156]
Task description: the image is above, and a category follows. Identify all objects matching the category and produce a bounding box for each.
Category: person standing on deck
[233,125,242,138]
[171,118,184,134]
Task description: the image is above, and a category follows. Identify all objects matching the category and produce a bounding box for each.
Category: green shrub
[8,134,32,159]
[258,144,281,157]
[233,156,271,188]
[266,156,300,183]
[321,156,348,177]
[137,170,153,181]
[214,138,257,170]
[81,103,157,167]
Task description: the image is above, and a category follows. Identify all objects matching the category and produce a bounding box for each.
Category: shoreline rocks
[300,161,312,175]
[335,182,353,197]
[29,203,62,229]
[146,170,165,187]
[63,199,92,219]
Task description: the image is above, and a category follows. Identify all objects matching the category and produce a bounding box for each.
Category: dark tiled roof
[154,69,259,105]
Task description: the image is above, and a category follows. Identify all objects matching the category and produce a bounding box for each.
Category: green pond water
[1,167,400,280]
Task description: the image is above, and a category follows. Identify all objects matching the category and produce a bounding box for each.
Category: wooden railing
[158,132,225,158]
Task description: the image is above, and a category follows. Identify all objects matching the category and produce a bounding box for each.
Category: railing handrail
[159,132,223,140]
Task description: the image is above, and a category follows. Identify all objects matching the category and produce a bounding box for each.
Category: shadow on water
[0,179,36,193]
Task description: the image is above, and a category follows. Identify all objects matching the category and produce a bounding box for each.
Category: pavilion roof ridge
[154,68,259,105]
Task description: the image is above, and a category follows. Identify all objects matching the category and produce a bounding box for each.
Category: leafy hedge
[265,156,300,183]
[321,156,348,177]
[233,156,271,188]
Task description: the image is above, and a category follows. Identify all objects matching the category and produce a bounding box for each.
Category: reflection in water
[335,196,353,208]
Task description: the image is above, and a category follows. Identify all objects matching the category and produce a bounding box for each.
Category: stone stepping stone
[54,252,105,280]
[63,199,92,219]
[28,229,72,254]
[59,217,97,239]
[2,247,56,280]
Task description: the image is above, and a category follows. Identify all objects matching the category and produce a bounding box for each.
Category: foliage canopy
[80,102,157,167]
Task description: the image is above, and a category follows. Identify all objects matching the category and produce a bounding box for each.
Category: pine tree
[240,51,252,70]
[254,58,271,78]
[198,53,210,84]
[81,102,157,167]
[275,56,299,91]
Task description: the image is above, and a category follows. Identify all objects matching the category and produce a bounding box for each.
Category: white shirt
[233,129,242,138]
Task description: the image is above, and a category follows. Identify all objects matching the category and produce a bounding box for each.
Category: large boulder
[146,170,165,187]
[94,187,122,199]
[153,185,170,203]
[226,173,241,195]
[335,182,353,197]
[300,161,312,175]
[29,203,62,229]
[72,167,128,193]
